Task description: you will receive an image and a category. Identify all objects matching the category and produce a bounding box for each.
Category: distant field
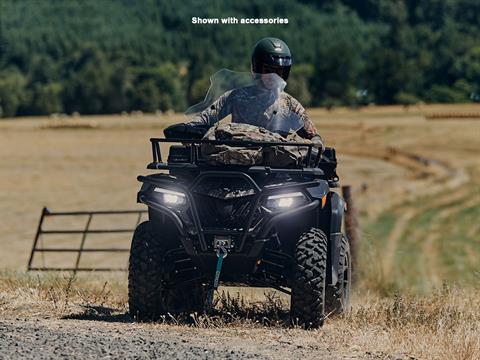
[1,104,480,292]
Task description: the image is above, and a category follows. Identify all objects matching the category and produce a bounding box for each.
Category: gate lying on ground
[28,207,147,273]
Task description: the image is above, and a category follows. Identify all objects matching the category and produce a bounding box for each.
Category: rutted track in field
[372,168,480,289]
[347,135,478,289]
[381,210,417,279]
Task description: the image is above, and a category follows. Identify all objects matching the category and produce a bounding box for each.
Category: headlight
[265,192,309,211]
[154,187,187,206]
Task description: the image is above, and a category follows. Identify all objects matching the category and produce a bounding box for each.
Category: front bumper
[137,172,328,258]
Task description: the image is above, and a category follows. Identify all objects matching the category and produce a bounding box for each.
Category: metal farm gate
[28,207,147,273]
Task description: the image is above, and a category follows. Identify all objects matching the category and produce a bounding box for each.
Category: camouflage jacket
[188,85,324,148]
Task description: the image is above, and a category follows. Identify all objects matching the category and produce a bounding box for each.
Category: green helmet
[251,37,292,81]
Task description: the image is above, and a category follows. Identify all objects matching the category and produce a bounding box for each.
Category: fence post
[342,186,360,277]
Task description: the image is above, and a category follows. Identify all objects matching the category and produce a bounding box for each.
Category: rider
[168,37,324,150]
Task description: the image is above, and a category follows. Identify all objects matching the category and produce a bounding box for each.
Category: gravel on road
[0,318,393,360]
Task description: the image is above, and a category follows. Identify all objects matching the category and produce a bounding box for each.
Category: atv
[128,70,351,328]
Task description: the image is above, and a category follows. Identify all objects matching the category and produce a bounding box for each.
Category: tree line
[0,0,479,118]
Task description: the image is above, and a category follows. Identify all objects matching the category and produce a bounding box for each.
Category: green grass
[359,212,398,295]
[362,212,396,250]
[439,203,480,285]
[361,194,480,294]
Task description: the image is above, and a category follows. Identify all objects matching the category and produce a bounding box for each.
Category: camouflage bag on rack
[201,123,311,167]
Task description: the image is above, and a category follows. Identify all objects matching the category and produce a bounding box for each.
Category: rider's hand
[311,135,325,154]
[164,123,210,139]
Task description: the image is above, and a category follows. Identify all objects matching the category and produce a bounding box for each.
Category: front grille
[192,176,264,234]
[194,194,256,230]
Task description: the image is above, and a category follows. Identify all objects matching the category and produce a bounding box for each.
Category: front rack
[148,137,323,170]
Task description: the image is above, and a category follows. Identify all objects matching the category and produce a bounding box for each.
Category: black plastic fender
[328,191,345,286]
[305,180,330,200]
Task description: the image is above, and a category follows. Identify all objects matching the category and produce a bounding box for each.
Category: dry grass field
[1,104,480,358]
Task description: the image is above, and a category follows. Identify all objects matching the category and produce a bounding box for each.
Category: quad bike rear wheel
[128,221,205,321]
[325,236,351,315]
[290,228,328,328]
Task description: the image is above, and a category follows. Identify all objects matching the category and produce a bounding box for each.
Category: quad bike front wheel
[325,236,351,315]
[290,228,328,328]
[128,221,205,321]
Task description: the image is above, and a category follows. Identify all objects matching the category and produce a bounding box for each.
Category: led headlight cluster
[154,187,186,206]
[265,192,309,211]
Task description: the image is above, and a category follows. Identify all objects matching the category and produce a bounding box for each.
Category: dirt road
[0,318,261,360]
[0,317,404,360]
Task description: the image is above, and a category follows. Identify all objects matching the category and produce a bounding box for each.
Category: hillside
[1,0,480,117]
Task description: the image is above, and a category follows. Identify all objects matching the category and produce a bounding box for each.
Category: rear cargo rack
[148,138,341,184]
[148,137,322,170]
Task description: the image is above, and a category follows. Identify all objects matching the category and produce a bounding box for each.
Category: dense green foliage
[0,0,479,117]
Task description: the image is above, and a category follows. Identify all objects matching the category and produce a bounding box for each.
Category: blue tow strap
[213,255,224,290]
[206,246,228,309]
